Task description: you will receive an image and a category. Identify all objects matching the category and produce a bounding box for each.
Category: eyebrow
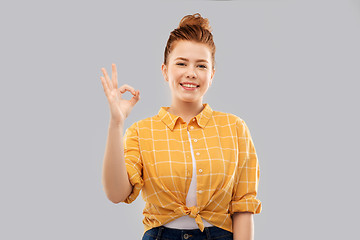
[174,57,209,63]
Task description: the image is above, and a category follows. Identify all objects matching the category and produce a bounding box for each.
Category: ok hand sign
[100,63,140,124]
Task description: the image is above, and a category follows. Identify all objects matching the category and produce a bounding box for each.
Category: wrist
[109,119,124,129]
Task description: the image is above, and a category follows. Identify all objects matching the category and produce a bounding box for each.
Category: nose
[186,66,197,78]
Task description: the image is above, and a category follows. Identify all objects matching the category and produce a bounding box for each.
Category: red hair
[163,13,216,70]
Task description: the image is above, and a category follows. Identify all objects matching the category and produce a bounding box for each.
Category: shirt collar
[158,103,213,131]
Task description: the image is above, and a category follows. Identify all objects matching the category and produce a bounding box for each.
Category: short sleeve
[230,118,262,215]
[120,122,144,204]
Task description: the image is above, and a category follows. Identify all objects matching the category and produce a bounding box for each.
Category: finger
[112,63,118,90]
[100,76,109,95]
[118,84,136,95]
[129,90,140,105]
[118,87,135,95]
[101,67,114,89]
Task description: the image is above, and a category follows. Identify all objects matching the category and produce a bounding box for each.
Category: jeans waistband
[144,225,233,240]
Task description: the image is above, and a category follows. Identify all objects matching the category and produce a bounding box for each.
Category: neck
[168,101,205,121]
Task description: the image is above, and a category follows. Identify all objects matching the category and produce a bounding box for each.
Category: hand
[100,63,140,123]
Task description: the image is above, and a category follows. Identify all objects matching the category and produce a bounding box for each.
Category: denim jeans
[142,225,233,240]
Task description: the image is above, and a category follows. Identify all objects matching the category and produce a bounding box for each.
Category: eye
[198,65,207,68]
[176,63,185,66]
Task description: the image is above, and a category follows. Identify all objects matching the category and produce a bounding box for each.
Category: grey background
[1,0,359,239]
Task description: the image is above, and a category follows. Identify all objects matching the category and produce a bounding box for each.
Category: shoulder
[126,113,162,131]
[211,109,245,125]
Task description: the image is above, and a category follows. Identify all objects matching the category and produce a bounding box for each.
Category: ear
[209,68,215,87]
[161,63,168,82]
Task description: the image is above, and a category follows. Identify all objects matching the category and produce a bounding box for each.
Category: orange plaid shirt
[121,103,262,234]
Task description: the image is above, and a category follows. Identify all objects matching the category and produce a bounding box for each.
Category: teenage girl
[101,13,261,240]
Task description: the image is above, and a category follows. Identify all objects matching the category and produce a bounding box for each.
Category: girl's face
[161,40,215,105]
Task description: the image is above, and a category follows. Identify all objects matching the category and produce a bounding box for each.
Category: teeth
[181,83,198,88]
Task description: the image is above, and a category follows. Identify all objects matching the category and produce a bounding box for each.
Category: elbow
[107,193,127,204]
[109,189,132,204]
[102,186,127,204]
[110,198,123,204]
[102,179,133,204]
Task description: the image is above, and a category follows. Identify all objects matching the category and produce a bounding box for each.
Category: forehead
[169,41,211,61]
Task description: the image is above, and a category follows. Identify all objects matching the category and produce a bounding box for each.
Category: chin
[179,97,199,103]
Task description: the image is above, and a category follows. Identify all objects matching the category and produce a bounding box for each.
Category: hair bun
[178,13,212,32]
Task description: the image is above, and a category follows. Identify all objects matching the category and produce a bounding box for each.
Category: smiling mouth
[180,83,200,88]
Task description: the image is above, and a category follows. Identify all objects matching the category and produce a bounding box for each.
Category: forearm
[232,212,254,240]
[102,120,132,203]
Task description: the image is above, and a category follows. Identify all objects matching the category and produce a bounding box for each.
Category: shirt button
[190,126,194,130]
[198,169,203,173]
[196,152,200,156]
[198,190,203,194]
[193,139,197,142]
